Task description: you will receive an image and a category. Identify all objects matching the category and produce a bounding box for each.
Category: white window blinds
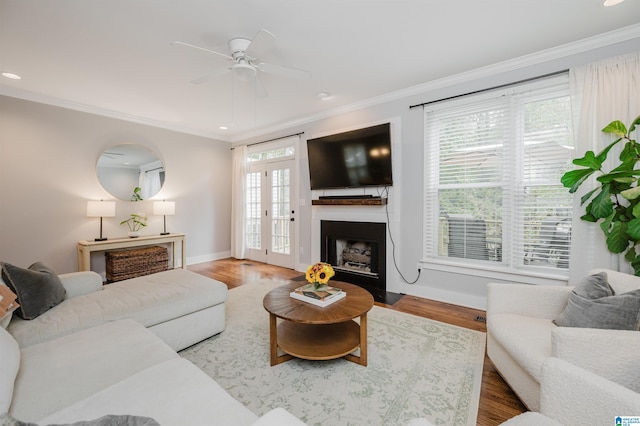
[424,76,573,274]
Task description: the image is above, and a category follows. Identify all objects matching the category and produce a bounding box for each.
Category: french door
[245,159,295,268]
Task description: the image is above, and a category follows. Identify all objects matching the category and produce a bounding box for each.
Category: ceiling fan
[172,29,311,97]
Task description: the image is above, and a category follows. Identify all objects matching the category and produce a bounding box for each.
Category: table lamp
[153,200,175,235]
[87,200,116,241]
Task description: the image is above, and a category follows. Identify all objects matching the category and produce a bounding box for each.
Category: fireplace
[321,220,386,302]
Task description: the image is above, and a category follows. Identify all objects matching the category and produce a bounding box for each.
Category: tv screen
[307,123,393,190]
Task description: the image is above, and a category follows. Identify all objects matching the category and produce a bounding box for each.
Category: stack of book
[290,283,346,307]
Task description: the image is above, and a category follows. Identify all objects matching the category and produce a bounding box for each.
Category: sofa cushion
[8,269,228,348]
[553,273,640,330]
[10,319,178,422]
[38,358,258,426]
[0,262,66,320]
[0,327,20,414]
[488,313,555,381]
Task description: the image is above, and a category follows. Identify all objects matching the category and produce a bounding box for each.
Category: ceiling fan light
[233,63,256,81]
[2,72,21,80]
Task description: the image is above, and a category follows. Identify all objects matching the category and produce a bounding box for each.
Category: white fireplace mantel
[311,201,400,294]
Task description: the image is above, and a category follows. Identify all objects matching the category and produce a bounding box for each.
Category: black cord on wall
[380,186,421,284]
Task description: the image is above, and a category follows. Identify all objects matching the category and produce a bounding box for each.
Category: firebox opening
[320,220,388,302]
[335,239,377,277]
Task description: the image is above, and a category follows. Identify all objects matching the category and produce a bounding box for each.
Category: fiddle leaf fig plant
[561,115,640,274]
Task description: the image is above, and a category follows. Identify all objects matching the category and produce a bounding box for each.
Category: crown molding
[230,23,640,142]
[0,85,231,142]
[2,23,638,144]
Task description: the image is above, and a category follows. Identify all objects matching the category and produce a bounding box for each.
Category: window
[423,76,573,276]
[247,146,295,162]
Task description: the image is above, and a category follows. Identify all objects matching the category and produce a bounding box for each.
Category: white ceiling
[1,1,640,142]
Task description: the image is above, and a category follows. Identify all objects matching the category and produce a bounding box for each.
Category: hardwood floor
[189,258,527,425]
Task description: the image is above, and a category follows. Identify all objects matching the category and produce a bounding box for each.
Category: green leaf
[572,151,601,169]
[597,138,623,163]
[619,141,638,163]
[632,202,640,218]
[590,185,614,219]
[561,168,596,193]
[613,177,636,184]
[627,218,640,240]
[622,186,640,200]
[600,211,614,231]
[631,251,640,276]
[625,247,637,263]
[602,120,627,138]
[628,115,640,134]
[580,187,599,205]
[596,171,640,183]
[606,221,630,253]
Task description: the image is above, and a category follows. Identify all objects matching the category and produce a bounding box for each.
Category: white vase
[128,231,139,238]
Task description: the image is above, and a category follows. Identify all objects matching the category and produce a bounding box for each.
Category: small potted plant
[120,213,147,238]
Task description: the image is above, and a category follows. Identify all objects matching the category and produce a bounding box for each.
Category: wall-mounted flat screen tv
[307,123,393,190]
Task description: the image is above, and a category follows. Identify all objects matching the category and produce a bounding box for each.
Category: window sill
[418,259,569,286]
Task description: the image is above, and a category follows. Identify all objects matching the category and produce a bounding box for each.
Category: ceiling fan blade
[170,41,233,61]
[254,76,268,98]
[245,29,276,59]
[257,62,311,80]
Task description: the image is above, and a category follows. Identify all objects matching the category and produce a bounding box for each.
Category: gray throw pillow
[0,262,66,320]
[572,272,613,299]
[0,413,160,426]
[553,272,640,330]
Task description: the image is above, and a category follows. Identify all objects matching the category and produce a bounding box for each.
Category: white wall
[237,38,640,310]
[2,35,638,309]
[0,95,232,274]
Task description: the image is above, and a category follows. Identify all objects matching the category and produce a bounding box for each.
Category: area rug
[180,279,485,426]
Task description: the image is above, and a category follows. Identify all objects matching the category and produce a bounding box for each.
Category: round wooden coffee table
[263,281,374,366]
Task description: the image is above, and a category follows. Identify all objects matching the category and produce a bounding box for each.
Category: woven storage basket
[105,245,168,282]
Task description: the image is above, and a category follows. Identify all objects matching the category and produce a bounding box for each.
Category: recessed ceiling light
[602,0,624,6]
[317,92,330,100]
[2,72,21,80]
[219,126,228,130]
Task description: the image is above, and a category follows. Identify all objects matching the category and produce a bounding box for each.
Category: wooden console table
[77,233,186,272]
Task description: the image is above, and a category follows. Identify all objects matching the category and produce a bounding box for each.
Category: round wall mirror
[96,144,165,201]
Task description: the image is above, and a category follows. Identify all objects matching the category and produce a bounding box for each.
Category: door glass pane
[246,172,261,250]
[271,168,290,254]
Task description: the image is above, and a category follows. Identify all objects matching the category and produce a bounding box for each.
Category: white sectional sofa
[0,265,306,425]
[5,268,228,350]
[1,319,305,425]
[500,357,640,426]
[487,268,640,411]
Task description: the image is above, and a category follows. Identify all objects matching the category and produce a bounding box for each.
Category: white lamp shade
[87,200,116,217]
[153,201,175,216]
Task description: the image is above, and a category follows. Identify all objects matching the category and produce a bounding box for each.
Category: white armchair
[500,357,640,425]
[486,269,640,411]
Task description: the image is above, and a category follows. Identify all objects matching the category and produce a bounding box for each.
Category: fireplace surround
[320,220,387,302]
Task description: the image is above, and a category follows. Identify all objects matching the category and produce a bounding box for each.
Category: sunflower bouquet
[305,262,335,290]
